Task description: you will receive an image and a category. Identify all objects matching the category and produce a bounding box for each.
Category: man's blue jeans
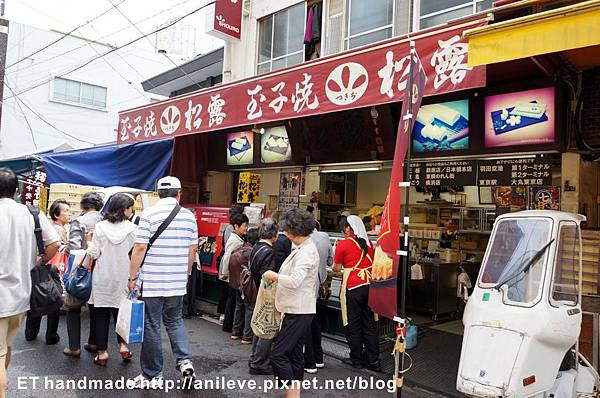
[140,296,192,378]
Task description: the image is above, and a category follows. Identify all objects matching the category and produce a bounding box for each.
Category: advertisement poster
[186,206,230,275]
[528,186,560,210]
[412,99,469,153]
[279,172,301,211]
[261,126,292,163]
[494,186,527,214]
[237,172,261,203]
[485,87,555,148]
[227,131,254,166]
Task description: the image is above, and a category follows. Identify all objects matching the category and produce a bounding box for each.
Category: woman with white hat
[333,215,380,372]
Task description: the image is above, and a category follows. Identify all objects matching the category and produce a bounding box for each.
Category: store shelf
[459,230,492,235]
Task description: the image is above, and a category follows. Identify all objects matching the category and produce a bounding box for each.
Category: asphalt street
[6,310,446,397]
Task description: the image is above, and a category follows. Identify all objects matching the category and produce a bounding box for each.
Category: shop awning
[465,0,600,67]
[40,139,174,191]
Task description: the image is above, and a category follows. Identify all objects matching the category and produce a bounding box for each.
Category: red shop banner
[118,20,487,144]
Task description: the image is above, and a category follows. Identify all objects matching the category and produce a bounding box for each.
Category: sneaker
[231,333,242,340]
[241,337,252,345]
[316,363,325,369]
[131,374,164,390]
[83,343,97,353]
[177,359,195,378]
[218,314,225,324]
[304,368,318,374]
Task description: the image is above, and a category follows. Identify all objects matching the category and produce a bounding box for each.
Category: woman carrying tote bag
[86,193,137,366]
[263,209,319,398]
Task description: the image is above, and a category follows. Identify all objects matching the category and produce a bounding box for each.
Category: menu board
[484,87,555,148]
[227,131,254,166]
[279,172,302,211]
[416,160,476,187]
[412,99,469,153]
[478,158,552,187]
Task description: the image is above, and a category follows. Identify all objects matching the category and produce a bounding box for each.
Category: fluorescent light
[321,167,381,173]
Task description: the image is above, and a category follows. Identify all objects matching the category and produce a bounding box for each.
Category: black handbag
[27,206,64,317]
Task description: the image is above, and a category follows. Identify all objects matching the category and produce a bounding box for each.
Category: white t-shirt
[0,198,60,318]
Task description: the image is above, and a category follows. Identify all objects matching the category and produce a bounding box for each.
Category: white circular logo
[160,106,181,135]
[325,62,369,106]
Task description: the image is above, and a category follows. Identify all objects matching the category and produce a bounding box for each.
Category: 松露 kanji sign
[118,20,487,144]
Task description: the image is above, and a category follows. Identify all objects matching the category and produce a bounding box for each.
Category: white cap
[157,176,182,190]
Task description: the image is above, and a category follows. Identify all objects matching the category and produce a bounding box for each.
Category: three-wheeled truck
[457,211,600,398]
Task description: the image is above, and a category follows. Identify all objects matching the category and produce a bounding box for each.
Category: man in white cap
[128,176,198,389]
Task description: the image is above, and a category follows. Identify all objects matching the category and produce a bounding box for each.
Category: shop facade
[118,0,600,341]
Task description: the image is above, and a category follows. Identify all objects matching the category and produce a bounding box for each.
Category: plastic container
[406,324,418,350]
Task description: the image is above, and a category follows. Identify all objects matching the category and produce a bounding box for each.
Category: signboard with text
[206,0,243,42]
[411,160,477,187]
[118,21,487,144]
[478,158,552,187]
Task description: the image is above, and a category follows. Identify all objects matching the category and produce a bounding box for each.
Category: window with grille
[415,0,493,31]
[52,77,107,109]
[257,3,306,75]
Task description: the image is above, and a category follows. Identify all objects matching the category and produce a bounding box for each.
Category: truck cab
[456,211,597,398]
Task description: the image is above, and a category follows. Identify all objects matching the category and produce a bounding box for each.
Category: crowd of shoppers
[1,167,383,396]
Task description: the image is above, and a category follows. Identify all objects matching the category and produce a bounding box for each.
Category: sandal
[93,354,108,367]
[119,345,133,362]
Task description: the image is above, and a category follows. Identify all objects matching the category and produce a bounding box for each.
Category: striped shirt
[136,197,198,297]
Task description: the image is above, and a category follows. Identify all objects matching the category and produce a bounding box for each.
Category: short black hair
[158,188,180,199]
[230,213,249,228]
[0,167,18,199]
[229,204,245,219]
[80,192,103,211]
[258,218,278,240]
[280,208,315,238]
[104,193,135,223]
[49,199,69,221]
[247,228,259,245]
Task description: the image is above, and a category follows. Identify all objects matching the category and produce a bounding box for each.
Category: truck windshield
[480,218,552,304]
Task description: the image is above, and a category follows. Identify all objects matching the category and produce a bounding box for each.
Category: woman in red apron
[333,215,381,372]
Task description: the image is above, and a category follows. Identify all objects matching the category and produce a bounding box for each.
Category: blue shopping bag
[116,291,145,344]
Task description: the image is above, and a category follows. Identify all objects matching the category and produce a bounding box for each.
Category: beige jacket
[275,238,320,315]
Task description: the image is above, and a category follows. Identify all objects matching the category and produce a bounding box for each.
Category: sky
[4,0,224,60]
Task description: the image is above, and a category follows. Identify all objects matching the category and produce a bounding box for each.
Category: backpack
[27,206,64,317]
[228,243,252,290]
[241,245,269,305]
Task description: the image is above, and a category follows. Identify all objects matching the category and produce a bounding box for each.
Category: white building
[222,0,493,83]
[0,21,171,159]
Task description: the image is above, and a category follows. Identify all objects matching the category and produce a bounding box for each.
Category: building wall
[0,22,171,159]
[225,0,411,83]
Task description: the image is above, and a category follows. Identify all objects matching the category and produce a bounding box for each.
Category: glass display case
[409,205,439,225]
[462,207,482,231]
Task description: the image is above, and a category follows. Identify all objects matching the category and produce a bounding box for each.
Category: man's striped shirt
[136,197,198,297]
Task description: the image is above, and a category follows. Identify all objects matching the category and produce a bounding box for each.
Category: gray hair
[258,217,278,240]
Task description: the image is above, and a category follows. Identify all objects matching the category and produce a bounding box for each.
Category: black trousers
[222,287,236,333]
[66,303,96,350]
[24,310,60,344]
[217,280,229,315]
[303,305,324,368]
[346,285,379,365]
[183,265,201,317]
[271,314,313,384]
[94,307,125,351]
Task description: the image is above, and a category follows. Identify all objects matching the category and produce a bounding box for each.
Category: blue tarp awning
[40,139,174,191]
